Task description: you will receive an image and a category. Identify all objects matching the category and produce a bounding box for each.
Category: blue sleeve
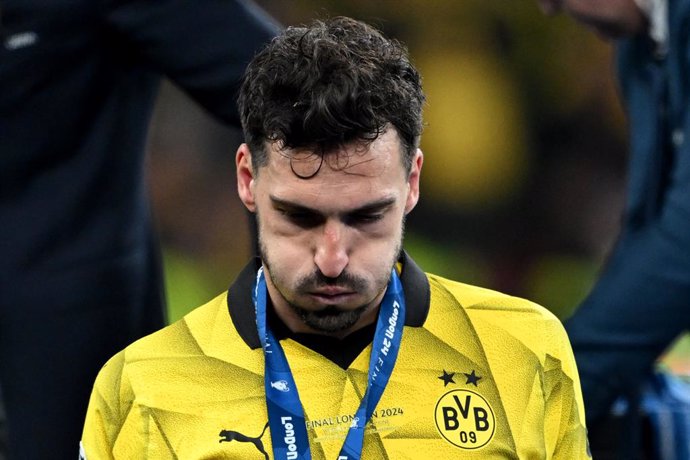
[565,11,690,421]
[104,0,281,125]
[565,207,690,421]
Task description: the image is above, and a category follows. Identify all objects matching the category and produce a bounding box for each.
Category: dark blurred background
[147,0,689,366]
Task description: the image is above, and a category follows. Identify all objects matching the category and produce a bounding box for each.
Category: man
[537,0,690,454]
[81,17,590,459]
[0,1,278,458]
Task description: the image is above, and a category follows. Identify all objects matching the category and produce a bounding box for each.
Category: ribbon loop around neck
[253,267,406,460]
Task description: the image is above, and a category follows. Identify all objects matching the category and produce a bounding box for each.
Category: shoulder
[427,273,559,321]
[424,273,570,358]
[129,293,228,359]
[94,292,237,387]
[87,291,258,420]
[83,292,264,449]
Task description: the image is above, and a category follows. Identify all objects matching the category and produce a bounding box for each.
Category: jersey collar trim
[226,250,431,350]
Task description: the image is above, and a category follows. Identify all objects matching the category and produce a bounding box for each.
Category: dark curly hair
[237,16,424,177]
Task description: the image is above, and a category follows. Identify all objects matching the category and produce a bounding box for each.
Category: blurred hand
[533,0,648,39]
[537,0,562,15]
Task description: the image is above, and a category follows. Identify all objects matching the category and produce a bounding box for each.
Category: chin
[302,312,362,334]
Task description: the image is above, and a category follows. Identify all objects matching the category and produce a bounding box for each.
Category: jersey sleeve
[102,0,281,125]
[545,319,591,459]
[80,351,144,459]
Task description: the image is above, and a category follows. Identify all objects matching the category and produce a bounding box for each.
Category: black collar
[226,251,430,356]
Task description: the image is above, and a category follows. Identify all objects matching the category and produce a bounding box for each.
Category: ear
[236,143,256,212]
[405,149,423,214]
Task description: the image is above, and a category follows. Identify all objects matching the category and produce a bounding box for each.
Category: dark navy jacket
[0,0,277,318]
[0,1,278,457]
[565,0,690,423]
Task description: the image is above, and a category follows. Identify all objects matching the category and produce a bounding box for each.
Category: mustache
[295,270,368,292]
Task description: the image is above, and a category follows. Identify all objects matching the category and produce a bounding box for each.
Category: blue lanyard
[253,267,406,460]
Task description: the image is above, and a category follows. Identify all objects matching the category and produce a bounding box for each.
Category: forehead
[257,130,408,202]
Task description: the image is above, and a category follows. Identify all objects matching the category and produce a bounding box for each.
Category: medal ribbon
[254,267,406,460]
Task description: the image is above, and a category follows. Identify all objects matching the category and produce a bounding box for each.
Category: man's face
[537,0,647,39]
[237,129,422,335]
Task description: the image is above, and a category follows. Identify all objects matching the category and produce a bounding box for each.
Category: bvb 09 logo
[434,389,495,449]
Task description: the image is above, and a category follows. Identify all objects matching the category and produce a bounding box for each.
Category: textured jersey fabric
[82,255,589,459]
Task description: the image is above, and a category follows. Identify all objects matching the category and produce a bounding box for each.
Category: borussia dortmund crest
[434,389,495,449]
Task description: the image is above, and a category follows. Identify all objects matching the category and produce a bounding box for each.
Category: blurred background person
[0,0,278,458]
[535,0,690,457]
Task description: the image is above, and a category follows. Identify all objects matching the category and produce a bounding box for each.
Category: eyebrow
[269,195,397,216]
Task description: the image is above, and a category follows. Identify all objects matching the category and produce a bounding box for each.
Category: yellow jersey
[81,254,589,459]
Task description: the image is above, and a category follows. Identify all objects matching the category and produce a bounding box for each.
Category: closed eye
[269,195,395,229]
[277,209,324,228]
[344,212,385,226]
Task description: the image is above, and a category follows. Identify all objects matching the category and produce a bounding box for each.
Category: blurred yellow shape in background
[418,48,528,210]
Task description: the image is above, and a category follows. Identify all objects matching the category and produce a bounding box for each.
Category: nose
[313,220,349,278]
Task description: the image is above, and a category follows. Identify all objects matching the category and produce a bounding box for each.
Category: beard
[258,221,404,334]
[292,303,368,334]
[260,250,392,334]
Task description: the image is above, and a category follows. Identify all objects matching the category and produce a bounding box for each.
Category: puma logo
[219,421,270,459]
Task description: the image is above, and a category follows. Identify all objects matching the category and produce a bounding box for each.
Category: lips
[308,287,356,303]
[311,286,353,296]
